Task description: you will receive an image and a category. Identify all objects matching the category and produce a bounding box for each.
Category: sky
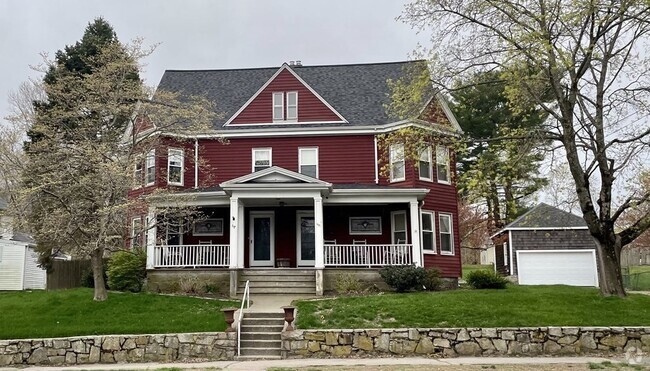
[0,0,429,127]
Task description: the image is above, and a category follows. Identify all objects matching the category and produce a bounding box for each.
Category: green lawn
[462,264,493,279]
[0,288,239,340]
[295,285,650,329]
[624,265,650,290]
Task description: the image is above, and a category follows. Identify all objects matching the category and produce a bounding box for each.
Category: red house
[132,60,462,296]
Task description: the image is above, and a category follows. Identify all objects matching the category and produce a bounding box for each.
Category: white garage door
[517,250,598,287]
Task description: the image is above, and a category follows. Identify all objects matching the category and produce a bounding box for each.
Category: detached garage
[0,239,47,291]
[491,203,599,287]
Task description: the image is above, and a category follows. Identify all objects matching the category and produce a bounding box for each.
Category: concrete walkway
[8,356,624,371]
[245,294,316,312]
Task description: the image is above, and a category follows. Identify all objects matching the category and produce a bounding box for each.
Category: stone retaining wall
[0,332,236,366]
[282,327,650,358]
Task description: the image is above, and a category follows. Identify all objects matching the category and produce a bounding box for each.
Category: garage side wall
[510,229,595,275]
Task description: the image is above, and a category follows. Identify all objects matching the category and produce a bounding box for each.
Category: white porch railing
[153,245,230,268]
[323,244,413,267]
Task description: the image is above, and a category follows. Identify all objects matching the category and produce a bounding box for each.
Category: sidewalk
[6,356,623,371]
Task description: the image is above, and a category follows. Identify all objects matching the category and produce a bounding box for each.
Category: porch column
[229,197,239,269]
[409,200,422,267]
[314,195,325,296]
[237,200,245,269]
[145,207,156,269]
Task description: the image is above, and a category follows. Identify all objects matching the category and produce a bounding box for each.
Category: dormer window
[272,92,298,122]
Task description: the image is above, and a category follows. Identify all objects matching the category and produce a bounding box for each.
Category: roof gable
[505,203,587,230]
[220,166,332,187]
[225,64,346,126]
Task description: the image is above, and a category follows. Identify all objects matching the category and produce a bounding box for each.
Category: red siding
[231,69,341,124]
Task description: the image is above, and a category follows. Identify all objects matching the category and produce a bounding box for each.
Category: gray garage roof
[504,203,587,230]
[157,60,432,129]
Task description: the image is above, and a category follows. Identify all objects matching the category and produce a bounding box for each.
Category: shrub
[81,266,108,288]
[380,264,426,292]
[178,274,200,294]
[466,270,508,289]
[422,268,443,291]
[106,250,147,292]
[334,273,363,295]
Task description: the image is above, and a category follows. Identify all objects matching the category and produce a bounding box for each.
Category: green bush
[81,266,108,289]
[466,270,508,289]
[334,273,363,295]
[422,268,443,291]
[107,250,147,292]
[380,264,426,292]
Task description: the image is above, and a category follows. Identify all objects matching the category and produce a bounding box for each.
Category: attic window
[273,92,284,121]
[272,92,298,122]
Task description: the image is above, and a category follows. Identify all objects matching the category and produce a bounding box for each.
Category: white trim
[252,148,272,172]
[224,64,348,126]
[298,147,319,178]
[349,216,383,235]
[133,161,143,189]
[438,212,454,255]
[145,149,156,187]
[389,143,405,183]
[436,145,451,184]
[272,92,284,121]
[222,166,331,187]
[167,148,184,186]
[435,92,464,133]
[194,139,199,189]
[418,147,433,182]
[287,91,298,121]
[390,211,407,245]
[516,249,599,288]
[296,210,315,266]
[249,211,275,267]
[490,226,589,238]
[508,230,514,274]
[373,135,379,184]
[421,211,436,254]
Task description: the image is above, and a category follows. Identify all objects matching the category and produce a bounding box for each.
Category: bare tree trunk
[91,247,108,301]
[595,237,626,297]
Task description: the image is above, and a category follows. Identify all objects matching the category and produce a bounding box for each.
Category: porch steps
[237,311,284,359]
[237,269,316,295]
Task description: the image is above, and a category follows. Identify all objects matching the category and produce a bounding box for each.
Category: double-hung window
[391,211,407,244]
[167,148,184,186]
[145,149,156,186]
[253,148,272,172]
[131,217,143,249]
[273,92,298,122]
[272,92,284,121]
[299,147,318,178]
[439,213,454,255]
[133,161,143,189]
[419,147,433,181]
[287,92,298,120]
[390,144,405,182]
[436,145,450,184]
[421,211,435,253]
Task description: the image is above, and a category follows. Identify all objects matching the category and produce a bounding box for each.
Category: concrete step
[240,339,282,349]
[244,312,285,319]
[239,274,315,282]
[241,269,315,275]
[236,355,282,360]
[239,347,282,357]
[240,324,284,333]
[238,287,316,295]
[239,281,315,288]
[241,318,285,326]
[240,332,281,341]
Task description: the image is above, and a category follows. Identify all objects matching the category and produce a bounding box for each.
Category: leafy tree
[16,19,216,301]
[400,0,650,296]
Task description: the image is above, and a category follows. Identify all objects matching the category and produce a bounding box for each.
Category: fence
[621,248,650,267]
[46,259,92,290]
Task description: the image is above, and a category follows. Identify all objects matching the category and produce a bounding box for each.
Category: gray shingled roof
[504,203,587,229]
[157,61,430,129]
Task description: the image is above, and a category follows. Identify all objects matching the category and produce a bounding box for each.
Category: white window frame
[133,161,143,189]
[421,211,436,254]
[167,148,184,186]
[439,213,454,255]
[286,91,298,121]
[131,217,143,249]
[252,148,272,172]
[298,147,318,178]
[419,147,433,182]
[145,149,156,186]
[503,242,509,266]
[436,145,451,184]
[272,92,284,121]
[390,211,408,244]
[389,144,405,183]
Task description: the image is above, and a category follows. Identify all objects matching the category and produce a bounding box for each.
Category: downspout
[374,132,379,184]
[194,139,199,189]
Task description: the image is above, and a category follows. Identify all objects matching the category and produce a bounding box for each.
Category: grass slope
[295,285,650,329]
[0,289,238,340]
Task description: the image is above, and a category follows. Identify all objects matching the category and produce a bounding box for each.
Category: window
[391,211,407,244]
[133,161,143,189]
[131,217,143,249]
[273,92,284,121]
[390,144,405,182]
[436,146,450,183]
[299,147,318,178]
[287,92,298,120]
[439,213,454,255]
[167,148,184,185]
[253,148,272,172]
[419,147,433,181]
[145,149,155,186]
[421,211,435,253]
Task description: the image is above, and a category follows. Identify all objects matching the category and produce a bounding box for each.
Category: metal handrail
[237,280,250,357]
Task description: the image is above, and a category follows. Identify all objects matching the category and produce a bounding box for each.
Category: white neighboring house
[0,198,47,290]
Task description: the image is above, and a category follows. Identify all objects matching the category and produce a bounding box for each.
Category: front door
[249,211,275,267]
[297,211,315,266]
